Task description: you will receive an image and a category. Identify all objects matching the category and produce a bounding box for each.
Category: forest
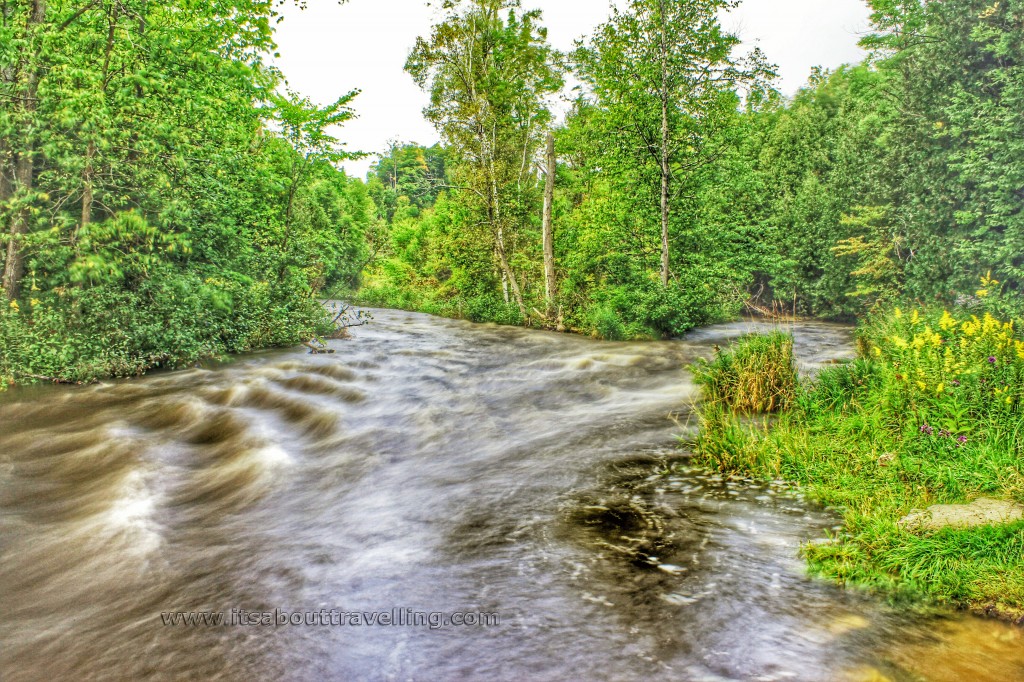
[357,0,1024,342]
[0,0,372,385]
[2,0,1022,383]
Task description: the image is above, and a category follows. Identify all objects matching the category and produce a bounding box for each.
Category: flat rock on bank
[898,497,1024,532]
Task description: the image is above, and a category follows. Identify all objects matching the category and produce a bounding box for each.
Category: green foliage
[368,142,447,222]
[862,0,1024,312]
[748,65,896,318]
[693,304,1024,615]
[0,0,366,387]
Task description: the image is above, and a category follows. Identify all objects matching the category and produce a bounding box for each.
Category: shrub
[692,331,798,413]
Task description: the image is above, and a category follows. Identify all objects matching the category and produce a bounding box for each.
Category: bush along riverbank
[690,305,1024,622]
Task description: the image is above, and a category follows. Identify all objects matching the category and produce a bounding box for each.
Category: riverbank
[690,306,1024,622]
[0,288,335,391]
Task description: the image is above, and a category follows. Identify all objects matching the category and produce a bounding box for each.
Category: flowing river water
[1,309,1022,681]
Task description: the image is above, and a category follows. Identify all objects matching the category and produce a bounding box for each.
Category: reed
[691,331,797,414]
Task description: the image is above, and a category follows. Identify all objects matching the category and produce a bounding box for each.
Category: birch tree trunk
[542,132,557,317]
[658,0,671,287]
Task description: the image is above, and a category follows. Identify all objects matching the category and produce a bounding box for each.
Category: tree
[368,141,447,221]
[576,0,771,286]
[406,0,562,320]
[269,89,359,277]
[863,0,1024,307]
[2,0,46,300]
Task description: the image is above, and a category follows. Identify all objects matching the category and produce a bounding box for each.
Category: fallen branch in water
[303,340,336,354]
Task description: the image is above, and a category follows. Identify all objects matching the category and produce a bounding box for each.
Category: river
[1,309,1021,681]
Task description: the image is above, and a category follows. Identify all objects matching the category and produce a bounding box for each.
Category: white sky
[272,0,872,178]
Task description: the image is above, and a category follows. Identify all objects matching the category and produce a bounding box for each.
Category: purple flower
[957,435,968,444]
[919,423,934,436]
[988,356,997,364]
[938,429,951,438]
[951,380,961,387]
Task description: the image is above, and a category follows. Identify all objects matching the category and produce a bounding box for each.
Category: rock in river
[898,497,1024,531]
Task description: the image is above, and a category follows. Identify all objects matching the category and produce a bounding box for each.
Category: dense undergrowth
[692,302,1024,619]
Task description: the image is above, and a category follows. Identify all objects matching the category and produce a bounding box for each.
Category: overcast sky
[272,0,872,178]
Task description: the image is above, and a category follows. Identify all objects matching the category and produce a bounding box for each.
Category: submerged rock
[898,497,1024,531]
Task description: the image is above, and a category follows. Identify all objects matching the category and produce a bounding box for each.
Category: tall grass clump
[692,331,798,413]
[690,293,1024,619]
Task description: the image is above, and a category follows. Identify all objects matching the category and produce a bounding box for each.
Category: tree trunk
[487,138,527,320]
[4,148,35,301]
[80,3,118,236]
[658,0,671,287]
[0,139,11,269]
[495,237,526,319]
[80,142,95,234]
[3,0,46,301]
[542,131,557,318]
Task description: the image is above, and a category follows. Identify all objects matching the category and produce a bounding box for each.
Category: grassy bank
[691,308,1024,620]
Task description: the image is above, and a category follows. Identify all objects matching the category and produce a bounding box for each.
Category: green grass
[690,310,1024,620]
[692,331,798,413]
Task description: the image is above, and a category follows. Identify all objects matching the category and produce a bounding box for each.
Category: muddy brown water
[1,309,1021,681]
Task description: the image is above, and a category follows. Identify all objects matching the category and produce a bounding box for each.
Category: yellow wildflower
[911,310,920,325]
[8,300,18,311]
[917,381,927,391]
[892,336,909,349]
[894,307,903,320]
[29,298,40,307]
[939,310,957,331]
